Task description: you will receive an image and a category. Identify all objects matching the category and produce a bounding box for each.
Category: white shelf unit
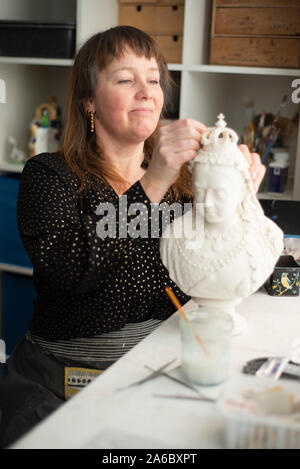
[0,0,299,201]
[0,57,73,66]
[187,64,300,77]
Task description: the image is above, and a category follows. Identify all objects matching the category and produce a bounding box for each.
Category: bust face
[192,163,246,225]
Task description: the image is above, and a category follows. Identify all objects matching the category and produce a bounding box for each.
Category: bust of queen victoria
[160,114,284,334]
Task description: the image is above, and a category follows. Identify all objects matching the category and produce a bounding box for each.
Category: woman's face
[89,49,164,146]
[193,164,246,225]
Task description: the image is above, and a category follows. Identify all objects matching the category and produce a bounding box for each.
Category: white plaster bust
[160,114,284,334]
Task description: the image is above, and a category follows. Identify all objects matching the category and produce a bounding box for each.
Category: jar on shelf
[267,149,290,194]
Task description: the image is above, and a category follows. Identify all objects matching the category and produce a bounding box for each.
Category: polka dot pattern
[17,153,191,341]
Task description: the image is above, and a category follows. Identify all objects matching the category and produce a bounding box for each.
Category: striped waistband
[26,318,163,368]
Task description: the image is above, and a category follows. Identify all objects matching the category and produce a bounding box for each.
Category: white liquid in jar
[181,345,230,385]
[180,311,233,386]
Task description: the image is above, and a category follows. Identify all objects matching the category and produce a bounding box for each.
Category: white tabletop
[12,289,300,449]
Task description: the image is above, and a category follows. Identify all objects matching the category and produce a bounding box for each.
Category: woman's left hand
[239,144,266,193]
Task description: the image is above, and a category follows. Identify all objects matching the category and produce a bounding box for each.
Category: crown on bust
[201,113,239,148]
[189,113,249,172]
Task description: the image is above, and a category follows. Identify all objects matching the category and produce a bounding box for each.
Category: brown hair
[60,25,192,199]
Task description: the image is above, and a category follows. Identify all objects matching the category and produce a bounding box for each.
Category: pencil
[165,286,209,356]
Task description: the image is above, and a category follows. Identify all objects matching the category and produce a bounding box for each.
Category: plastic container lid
[272,148,290,162]
[269,160,289,168]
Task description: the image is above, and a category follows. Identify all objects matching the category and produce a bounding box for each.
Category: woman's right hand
[140,119,207,203]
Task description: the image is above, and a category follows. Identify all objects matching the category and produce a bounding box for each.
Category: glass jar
[179,308,233,386]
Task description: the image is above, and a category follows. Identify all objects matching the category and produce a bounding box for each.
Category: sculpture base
[193,297,247,336]
[229,310,247,336]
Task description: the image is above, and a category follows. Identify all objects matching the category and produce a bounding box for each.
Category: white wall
[0,64,70,160]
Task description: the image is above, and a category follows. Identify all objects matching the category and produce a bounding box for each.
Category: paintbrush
[165,286,209,356]
[254,112,266,153]
[262,95,287,163]
[262,129,280,164]
[248,123,255,152]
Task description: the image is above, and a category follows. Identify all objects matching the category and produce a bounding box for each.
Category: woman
[0,26,265,447]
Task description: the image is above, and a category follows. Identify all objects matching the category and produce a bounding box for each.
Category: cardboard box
[119,0,156,3]
[119,0,184,4]
[214,7,300,36]
[215,0,300,7]
[210,37,300,68]
[119,4,184,35]
[209,0,300,68]
[154,35,183,63]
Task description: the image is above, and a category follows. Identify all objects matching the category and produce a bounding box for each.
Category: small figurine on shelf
[7,136,27,164]
[28,96,62,158]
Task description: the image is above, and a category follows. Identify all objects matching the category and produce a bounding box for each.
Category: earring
[89,110,95,133]
[86,109,95,133]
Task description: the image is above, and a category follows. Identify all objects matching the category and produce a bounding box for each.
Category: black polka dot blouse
[17,153,191,341]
